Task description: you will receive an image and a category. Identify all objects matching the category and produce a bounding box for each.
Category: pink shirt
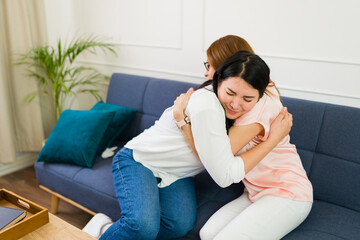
[234,86,313,202]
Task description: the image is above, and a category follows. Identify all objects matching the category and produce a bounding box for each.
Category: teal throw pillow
[37,109,115,167]
[91,101,138,154]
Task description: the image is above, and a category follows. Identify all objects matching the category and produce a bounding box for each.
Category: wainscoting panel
[203,0,360,64]
[50,0,183,49]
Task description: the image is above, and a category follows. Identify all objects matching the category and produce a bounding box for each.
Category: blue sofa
[35,73,360,239]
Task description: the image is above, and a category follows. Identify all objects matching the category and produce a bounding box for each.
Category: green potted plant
[17,35,117,121]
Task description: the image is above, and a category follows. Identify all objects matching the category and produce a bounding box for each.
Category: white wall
[43,0,360,109]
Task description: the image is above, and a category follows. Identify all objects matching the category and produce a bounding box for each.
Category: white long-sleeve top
[125,87,245,188]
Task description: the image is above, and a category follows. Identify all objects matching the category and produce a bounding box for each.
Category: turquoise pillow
[91,101,137,154]
[37,109,115,167]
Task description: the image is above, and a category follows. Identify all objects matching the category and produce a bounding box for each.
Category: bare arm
[228,123,264,155]
[229,107,293,173]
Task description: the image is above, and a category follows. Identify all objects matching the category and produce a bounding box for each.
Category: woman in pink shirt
[174,50,313,239]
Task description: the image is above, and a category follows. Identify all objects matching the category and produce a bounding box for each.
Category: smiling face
[217,76,260,119]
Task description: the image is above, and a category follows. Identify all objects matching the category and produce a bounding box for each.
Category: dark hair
[204,51,270,131]
[213,50,270,99]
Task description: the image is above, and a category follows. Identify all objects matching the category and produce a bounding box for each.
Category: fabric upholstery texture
[35,157,121,220]
[91,101,137,154]
[37,109,114,167]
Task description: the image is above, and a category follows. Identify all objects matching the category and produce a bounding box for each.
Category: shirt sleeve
[187,91,245,188]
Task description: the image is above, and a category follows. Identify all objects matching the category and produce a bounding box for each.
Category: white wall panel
[204,0,360,64]
[46,0,182,49]
[43,0,360,108]
[264,56,360,108]
[203,0,360,107]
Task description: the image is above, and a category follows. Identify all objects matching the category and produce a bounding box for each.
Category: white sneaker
[82,213,113,239]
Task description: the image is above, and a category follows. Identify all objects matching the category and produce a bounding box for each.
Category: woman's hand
[173,88,199,160]
[268,107,293,143]
[173,88,194,121]
[240,108,292,174]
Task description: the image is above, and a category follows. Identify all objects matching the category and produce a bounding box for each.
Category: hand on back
[173,88,194,121]
[268,107,293,143]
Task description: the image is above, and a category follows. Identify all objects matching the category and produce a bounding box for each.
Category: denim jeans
[100,147,197,240]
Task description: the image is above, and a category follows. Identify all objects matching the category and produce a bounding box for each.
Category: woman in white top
[100,38,293,240]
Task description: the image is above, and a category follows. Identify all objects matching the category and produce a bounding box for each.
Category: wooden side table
[19,214,95,240]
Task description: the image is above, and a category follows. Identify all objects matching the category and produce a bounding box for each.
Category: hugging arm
[187,100,245,187]
[228,108,292,173]
[173,89,292,174]
[173,88,199,160]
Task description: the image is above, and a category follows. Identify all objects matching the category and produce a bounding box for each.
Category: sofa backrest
[107,73,197,143]
[107,73,360,213]
[281,97,360,212]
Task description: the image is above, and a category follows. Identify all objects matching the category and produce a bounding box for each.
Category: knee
[173,217,195,237]
[126,215,160,240]
[158,215,195,239]
[199,224,214,240]
[174,198,197,236]
[176,206,197,236]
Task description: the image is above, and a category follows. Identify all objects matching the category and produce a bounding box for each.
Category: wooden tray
[0,188,49,240]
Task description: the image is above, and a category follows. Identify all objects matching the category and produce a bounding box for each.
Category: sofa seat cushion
[35,154,122,220]
[283,200,360,239]
[284,230,346,240]
[177,171,244,239]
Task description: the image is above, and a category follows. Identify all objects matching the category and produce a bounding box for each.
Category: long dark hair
[213,51,270,98]
[201,51,270,131]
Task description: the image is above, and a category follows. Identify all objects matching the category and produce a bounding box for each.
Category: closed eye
[243,96,256,102]
[226,88,236,96]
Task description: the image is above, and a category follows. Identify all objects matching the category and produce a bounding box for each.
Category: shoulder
[255,86,282,114]
[234,86,282,126]
[263,86,282,112]
[188,88,221,110]
[185,87,224,120]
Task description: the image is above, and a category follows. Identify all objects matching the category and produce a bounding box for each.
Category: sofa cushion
[106,73,150,110]
[37,109,115,167]
[91,101,137,153]
[142,79,197,117]
[283,200,360,239]
[310,153,360,212]
[176,171,244,239]
[107,73,198,144]
[317,104,360,162]
[282,97,326,152]
[35,156,122,220]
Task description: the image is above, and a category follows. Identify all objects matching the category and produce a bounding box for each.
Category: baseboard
[0,152,38,177]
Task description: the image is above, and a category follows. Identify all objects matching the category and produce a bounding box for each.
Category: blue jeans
[100,147,197,240]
